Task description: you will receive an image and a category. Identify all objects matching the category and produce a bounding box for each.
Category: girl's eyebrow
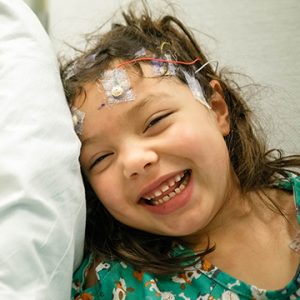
[126,93,169,118]
[127,96,155,118]
[81,135,103,148]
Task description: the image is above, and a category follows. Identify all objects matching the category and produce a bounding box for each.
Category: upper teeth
[143,172,185,200]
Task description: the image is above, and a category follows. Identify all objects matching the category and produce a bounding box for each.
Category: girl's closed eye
[89,153,113,171]
[143,112,173,134]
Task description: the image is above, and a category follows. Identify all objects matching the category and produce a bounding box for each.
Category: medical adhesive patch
[99,68,135,106]
[182,69,210,109]
[71,106,85,135]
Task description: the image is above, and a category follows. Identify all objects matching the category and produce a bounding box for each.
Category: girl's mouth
[140,170,191,206]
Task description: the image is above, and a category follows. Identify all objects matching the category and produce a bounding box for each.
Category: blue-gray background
[46,0,299,154]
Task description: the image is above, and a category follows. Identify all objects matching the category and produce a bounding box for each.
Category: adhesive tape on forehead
[99,68,135,105]
[151,54,177,77]
[181,70,210,109]
[71,106,85,135]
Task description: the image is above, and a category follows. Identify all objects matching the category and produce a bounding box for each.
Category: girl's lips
[137,170,188,202]
[140,170,193,215]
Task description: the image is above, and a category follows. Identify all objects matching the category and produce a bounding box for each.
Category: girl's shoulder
[71,255,94,299]
[71,254,172,300]
[71,254,120,300]
[275,174,300,216]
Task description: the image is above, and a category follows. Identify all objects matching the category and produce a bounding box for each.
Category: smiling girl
[61,3,300,299]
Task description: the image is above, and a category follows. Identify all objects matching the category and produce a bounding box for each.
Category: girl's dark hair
[61,2,300,274]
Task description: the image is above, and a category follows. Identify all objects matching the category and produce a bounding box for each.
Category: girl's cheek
[166,124,204,153]
[92,174,129,211]
[90,176,113,203]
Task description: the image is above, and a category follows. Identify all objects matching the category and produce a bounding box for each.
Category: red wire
[116,57,202,68]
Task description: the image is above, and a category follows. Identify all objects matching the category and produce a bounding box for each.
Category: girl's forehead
[71,61,210,135]
[78,72,176,112]
[77,78,179,144]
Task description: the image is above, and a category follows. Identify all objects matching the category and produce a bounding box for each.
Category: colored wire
[116,57,202,68]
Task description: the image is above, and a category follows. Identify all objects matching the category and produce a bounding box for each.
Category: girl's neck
[184,177,296,247]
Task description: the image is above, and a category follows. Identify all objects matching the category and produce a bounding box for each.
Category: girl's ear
[209,80,230,136]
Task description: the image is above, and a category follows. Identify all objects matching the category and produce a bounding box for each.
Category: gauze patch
[182,69,210,109]
[71,106,85,135]
[98,68,135,107]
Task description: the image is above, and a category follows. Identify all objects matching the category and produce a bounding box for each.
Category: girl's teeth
[168,179,175,187]
[149,174,189,206]
[169,192,176,198]
[154,190,162,197]
[175,175,182,182]
[179,183,185,191]
[163,195,170,202]
[143,171,188,202]
[161,185,169,192]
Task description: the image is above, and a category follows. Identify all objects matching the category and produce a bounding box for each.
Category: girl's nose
[122,144,158,179]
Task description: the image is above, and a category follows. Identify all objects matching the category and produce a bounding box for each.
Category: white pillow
[0,0,85,298]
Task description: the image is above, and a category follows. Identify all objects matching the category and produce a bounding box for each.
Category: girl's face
[76,64,235,241]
